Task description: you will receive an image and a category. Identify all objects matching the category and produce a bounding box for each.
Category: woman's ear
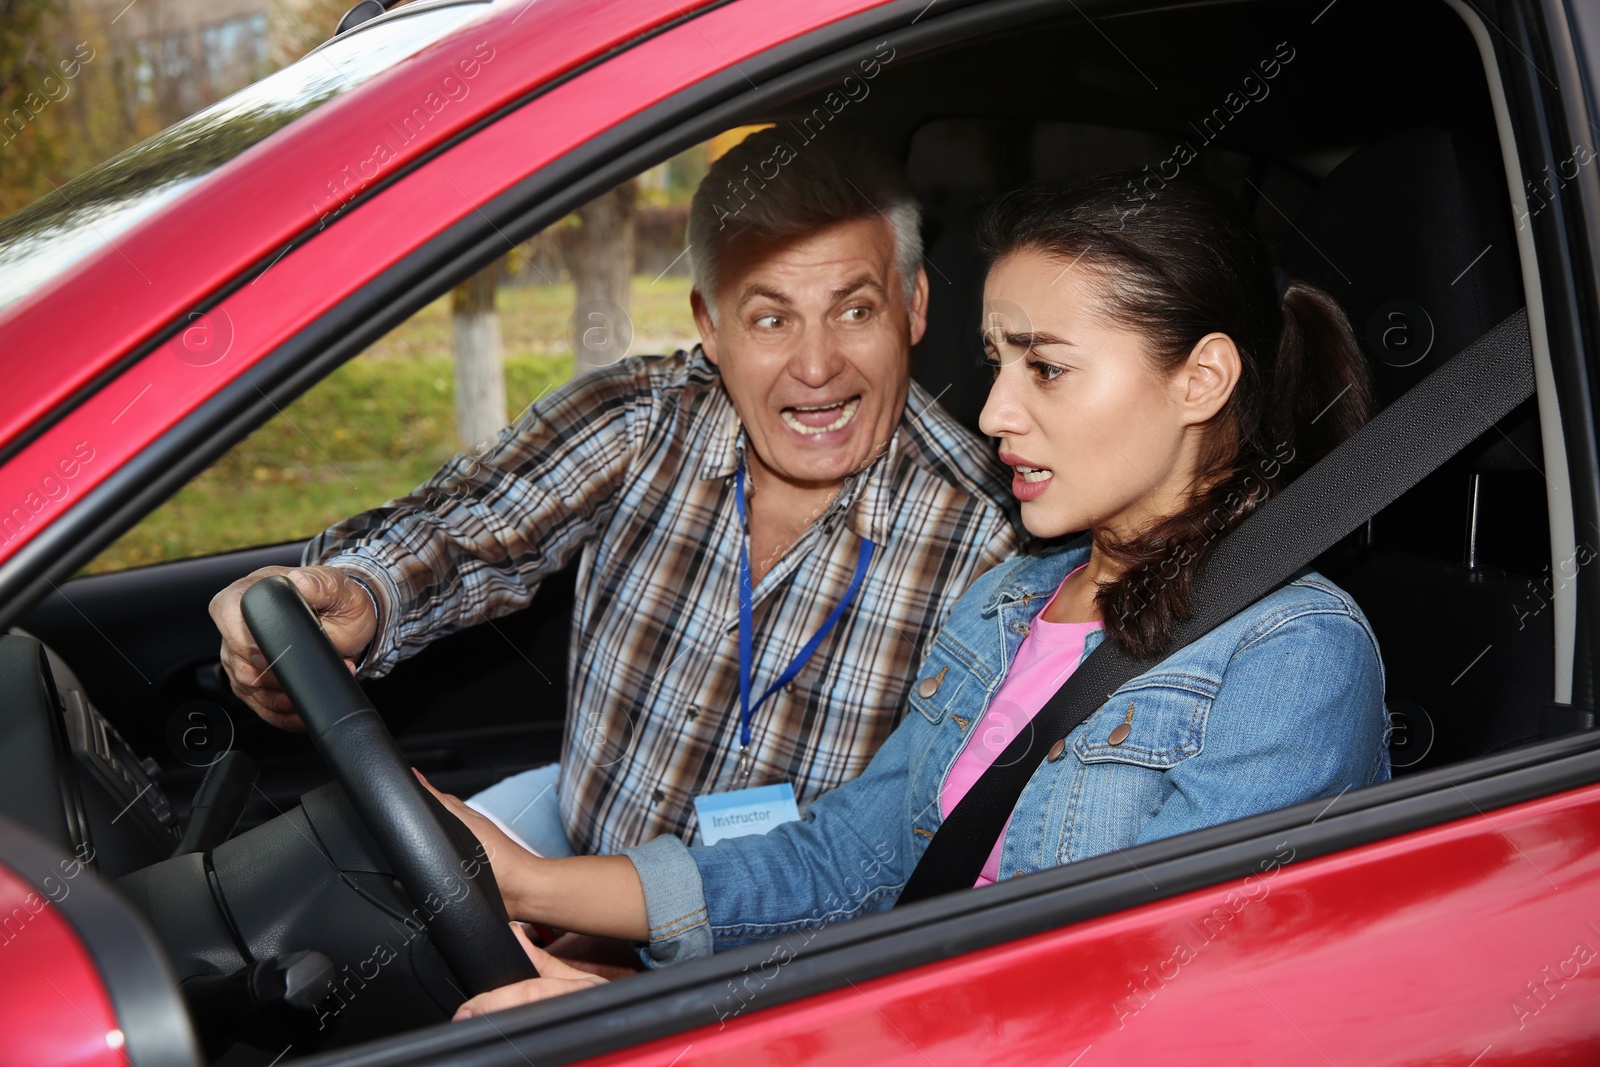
[1175,332,1241,424]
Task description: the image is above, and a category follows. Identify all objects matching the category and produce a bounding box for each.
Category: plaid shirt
[306,348,1022,856]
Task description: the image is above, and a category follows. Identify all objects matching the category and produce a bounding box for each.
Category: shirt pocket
[906,632,983,726]
[1047,672,1221,865]
[1072,672,1220,769]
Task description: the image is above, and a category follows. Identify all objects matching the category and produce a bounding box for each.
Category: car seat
[1282,127,1557,772]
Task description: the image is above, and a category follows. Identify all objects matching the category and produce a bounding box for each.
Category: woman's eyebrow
[1002,331,1075,349]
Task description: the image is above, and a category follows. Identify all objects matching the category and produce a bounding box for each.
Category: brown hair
[977,174,1375,658]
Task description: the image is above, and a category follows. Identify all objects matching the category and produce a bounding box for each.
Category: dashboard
[1,630,181,878]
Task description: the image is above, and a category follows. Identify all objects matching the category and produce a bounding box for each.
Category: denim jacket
[621,537,1389,966]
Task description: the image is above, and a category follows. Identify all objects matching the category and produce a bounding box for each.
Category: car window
[0,0,489,313]
[81,141,721,573]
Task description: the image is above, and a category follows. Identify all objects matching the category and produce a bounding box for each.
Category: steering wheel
[240,575,538,995]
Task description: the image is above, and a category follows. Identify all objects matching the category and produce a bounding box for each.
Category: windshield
[0,1,488,313]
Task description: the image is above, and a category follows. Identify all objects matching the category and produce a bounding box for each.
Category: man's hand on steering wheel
[210,564,377,730]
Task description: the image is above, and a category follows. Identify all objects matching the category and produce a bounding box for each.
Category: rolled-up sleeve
[617,835,715,967]
[303,360,655,679]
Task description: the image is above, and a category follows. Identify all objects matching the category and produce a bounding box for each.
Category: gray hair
[687,127,923,325]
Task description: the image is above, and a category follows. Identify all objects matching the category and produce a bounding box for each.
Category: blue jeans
[466,762,576,859]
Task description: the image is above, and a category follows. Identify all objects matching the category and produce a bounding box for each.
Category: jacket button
[1109,701,1135,746]
[1046,738,1067,763]
[917,666,948,699]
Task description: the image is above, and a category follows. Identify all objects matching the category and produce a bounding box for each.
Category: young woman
[430,172,1392,1015]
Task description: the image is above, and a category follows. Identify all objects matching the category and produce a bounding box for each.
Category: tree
[0,0,115,217]
[563,180,638,374]
[451,259,508,452]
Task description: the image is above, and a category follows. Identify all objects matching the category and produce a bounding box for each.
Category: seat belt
[897,308,1535,904]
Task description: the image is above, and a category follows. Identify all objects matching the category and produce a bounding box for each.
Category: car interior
[0,0,1585,1061]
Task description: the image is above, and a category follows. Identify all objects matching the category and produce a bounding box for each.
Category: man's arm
[309,361,657,676]
[212,358,662,726]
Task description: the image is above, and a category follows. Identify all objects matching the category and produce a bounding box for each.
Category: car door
[259,1,1599,1063]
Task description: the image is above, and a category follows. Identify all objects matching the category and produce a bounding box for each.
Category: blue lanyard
[735,457,875,756]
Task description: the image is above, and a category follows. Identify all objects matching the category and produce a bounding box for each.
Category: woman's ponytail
[1271,281,1374,478]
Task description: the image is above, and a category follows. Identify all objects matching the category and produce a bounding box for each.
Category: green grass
[83,276,698,575]
[359,276,699,361]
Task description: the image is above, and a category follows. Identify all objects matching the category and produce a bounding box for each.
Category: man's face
[693,217,928,492]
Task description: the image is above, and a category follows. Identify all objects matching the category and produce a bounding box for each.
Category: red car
[2,0,1599,1063]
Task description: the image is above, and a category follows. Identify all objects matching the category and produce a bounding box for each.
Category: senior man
[211,128,1021,861]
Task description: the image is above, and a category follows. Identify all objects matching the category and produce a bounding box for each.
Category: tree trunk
[451,262,508,452]
[564,181,638,374]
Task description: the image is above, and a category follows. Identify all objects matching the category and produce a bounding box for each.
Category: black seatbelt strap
[898,308,1535,904]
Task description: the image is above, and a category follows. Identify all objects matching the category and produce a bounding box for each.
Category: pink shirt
[939,564,1102,886]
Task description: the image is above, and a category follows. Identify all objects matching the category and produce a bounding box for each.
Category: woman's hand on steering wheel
[453,924,608,1020]
[416,770,542,920]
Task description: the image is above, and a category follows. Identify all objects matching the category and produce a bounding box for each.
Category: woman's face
[977,249,1235,542]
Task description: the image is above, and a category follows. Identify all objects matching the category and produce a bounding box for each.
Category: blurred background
[2,0,755,574]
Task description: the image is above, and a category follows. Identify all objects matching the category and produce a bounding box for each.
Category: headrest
[1279,127,1522,409]
[912,212,990,433]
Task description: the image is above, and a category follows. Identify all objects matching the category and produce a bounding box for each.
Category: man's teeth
[782,397,861,435]
[1016,464,1054,483]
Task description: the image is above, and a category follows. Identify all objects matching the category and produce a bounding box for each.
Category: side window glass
[78,135,746,574]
